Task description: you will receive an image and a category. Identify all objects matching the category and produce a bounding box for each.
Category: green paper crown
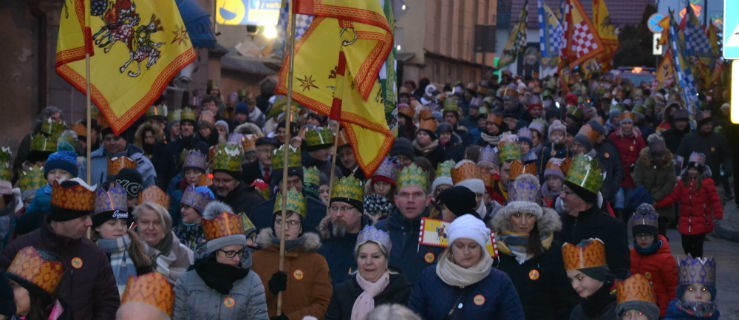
[304,127,333,149]
[181,107,197,123]
[18,164,45,191]
[273,189,306,218]
[40,119,67,137]
[498,140,521,163]
[330,176,363,204]
[443,99,460,114]
[168,109,182,123]
[436,160,455,178]
[565,154,603,194]
[397,163,429,192]
[0,147,12,181]
[212,143,243,173]
[303,166,320,187]
[271,145,301,170]
[30,134,57,153]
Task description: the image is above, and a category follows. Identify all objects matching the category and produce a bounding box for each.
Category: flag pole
[277,0,297,316]
[325,121,340,217]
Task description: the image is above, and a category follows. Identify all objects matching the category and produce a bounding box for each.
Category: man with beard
[317,176,370,284]
[153,107,209,189]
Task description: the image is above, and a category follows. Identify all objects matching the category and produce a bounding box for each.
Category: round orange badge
[424,252,435,264]
[223,297,235,308]
[473,294,485,306]
[71,257,83,269]
[644,272,652,280]
[528,269,540,281]
[293,269,304,281]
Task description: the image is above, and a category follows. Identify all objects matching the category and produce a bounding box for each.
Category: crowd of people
[0,72,732,319]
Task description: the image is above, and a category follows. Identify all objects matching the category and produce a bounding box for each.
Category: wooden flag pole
[325,122,340,218]
[277,0,297,315]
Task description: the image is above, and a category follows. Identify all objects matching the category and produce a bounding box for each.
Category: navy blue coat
[408,264,525,320]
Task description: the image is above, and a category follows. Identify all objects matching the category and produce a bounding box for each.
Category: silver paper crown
[183,150,207,171]
[180,186,214,213]
[478,145,498,165]
[372,158,398,181]
[94,182,128,215]
[355,225,392,256]
[678,256,716,287]
[508,173,541,203]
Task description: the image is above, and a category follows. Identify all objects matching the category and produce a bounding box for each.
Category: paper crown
[273,189,306,218]
[397,163,429,192]
[271,144,301,170]
[0,146,11,181]
[183,150,207,171]
[566,155,603,194]
[202,211,245,241]
[180,107,197,123]
[146,104,167,119]
[167,109,181,123]
[498,136,521,163]
[451,160,481,184]
[562,238,607,271]
[95,183,128,215]
[180,186,214,213]
[507,173,541,203]
[678,256,716,287]
[436,160,455,178]
[107,156,137,177]
[30,133,57,153]
[138,185,170,209]
[330,176,364,204]
[40,119,67,137]
[242,134,258,152]
[418,118,438,134]
[356,225,392,254]
[418,109,434,120]
[304,127,334,150]
[7,247,64,295]
[212,143,243,173]
[478,146,497,166]
[121,272,174,316]
[397,103,414,119]
[303,166,320,187]
[487,113,503,126]
[51,179,96,212]
[18,163,46,191]
[509,160,538,181]
[373,158,398,183]
[616,274,657,306]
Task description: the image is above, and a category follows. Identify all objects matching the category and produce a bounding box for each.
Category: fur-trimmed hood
[492,205,562,237]
[636,147,673,168]
[233,122,264,137]
[255,227,322,252]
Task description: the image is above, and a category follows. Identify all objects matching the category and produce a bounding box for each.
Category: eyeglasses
[619,310,645,319]
[330,205,355,213]
[274,219,301,228]
[219,248,246,258]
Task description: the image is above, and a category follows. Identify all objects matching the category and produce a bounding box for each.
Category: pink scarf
[351,272,390,320]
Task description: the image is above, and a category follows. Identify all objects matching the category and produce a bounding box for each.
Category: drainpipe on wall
[30,2,48,112]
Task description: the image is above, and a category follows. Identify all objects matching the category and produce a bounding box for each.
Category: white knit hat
[447,214,490,249]
[455,178,485,195]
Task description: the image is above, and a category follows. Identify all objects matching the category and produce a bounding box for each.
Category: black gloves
[268,271,287,295]
[270,315,289,320]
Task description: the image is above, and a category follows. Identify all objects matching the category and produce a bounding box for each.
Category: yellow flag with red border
[564,0,606,68]
[591,0,618,71]
[655,49,675,89]
[56,0,196,135]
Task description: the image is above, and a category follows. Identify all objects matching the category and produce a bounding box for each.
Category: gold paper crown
[576,124,601,145]
[7,247,64,295]
[398,104,415,119]
[168,109,181,123]
[616,274,657,306]
[509,160,538,181]
[273,189,306,218]
[330,176,364,204]
[436,160,455,178]
[138,185,170,209]
[30,134,57,153]
[0,146,11,181]
[242,134,258,152]
[121,272,174,317]
[418,109,434,120]
[562,238,607,271]
[271,144,301,170]
[304,127,334,149]
[212,143,244,173]
[451,160,481,184]
[180,107,197,123]
[397,163,429,192]
[303,166,320,187]
[565,155,603,194]
[418,118,438,134]
[107,156,137,177]
[19,164,46,191]
[443,99,460,114]
[498,137,522,163]
[50,180,95,212]
[202,212,245,241]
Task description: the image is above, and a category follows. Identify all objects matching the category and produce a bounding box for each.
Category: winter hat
[629,203,659,236]
[44,143,78,177]
[49,178,96,222]
[447,214,490,249]
[564,93,578,106]
[180,186,215,214]
[436,123,453,136]
[528,119,547,136]
[686,152,706,172]
[202,201,247,255]
[354,225,392,257]
[431,176,453,195]
[93,182,128,227]
[646,134,667,160]
[438,186,477,217]
[517,127,533,146]
[548,120,566,137]
[215,120,230,133]
[115,168,144,199]
[235,102,249,115]
[390,137,415,161]
[616,274,660,320]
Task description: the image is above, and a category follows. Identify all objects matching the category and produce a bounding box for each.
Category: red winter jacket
[608,131,646,188]
[655,177,723,235]
[630,235,678,317]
